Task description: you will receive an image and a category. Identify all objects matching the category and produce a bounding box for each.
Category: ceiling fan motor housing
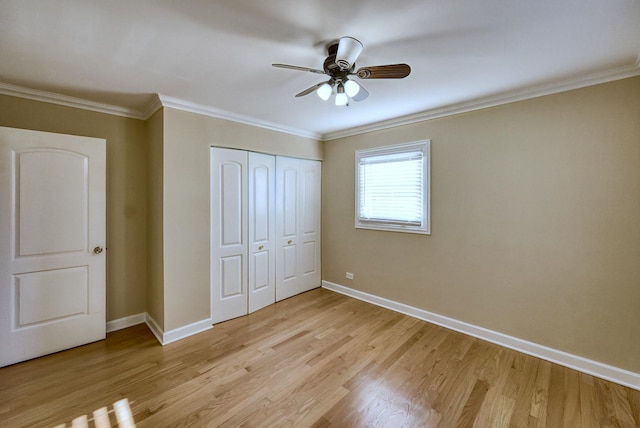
[323,42,354,82]
[323,54,340,75]
[323,42,340,74]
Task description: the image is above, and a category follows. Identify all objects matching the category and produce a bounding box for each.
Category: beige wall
[0,94,148,322]
[160,107,323,331]
[322,76,640,373]
[2,75,638,375]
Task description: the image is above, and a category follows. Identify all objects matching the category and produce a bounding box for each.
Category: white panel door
[299,159,322,291]
[275,156,299,301]
[275,157,321,301]
[0,126,106,368]
[210,148,248,323]
[248,152,275,313]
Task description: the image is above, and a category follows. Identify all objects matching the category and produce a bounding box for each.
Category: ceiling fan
[272,36,411,106]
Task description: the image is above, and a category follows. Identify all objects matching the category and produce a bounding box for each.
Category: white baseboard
[144,313,165,345]
[106,313,147,333]
[108,313,214,346]
[322,280,640,391]
[161,318,213,345]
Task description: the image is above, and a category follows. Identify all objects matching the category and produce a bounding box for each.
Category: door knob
[287,240,292,245]
[93,246,103,254]
[258,245,264,250]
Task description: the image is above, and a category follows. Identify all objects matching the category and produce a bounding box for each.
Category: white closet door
[275,156,299,301]
[210,148,248,323]
[276,157,321,301]
[299,159,322,292]
[248,152,275,313]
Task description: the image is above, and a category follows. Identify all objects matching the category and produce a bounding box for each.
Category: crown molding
[0,82,148,120]
[322,62,640,141]
[141,94,164,120]
[0,82,317,139]
[3,60,639,141]
[156,94,322,140]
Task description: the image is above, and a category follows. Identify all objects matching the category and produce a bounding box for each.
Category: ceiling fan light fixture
[316,83,332,100]
[272,35,410,105]
[344,79,360,97]
[335,83,348,106]
[336,36,363,70]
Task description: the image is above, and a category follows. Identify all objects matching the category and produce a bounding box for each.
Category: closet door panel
[282,168,298,237]
[275,157,300,301]
[301,241,317,274]
[251,165,269,242]
[302,168,319,235]
[211,148,248,323]
[220,162,243,246]
[220,255,243,297]
[248,152,276,313]
[283,245,297,279]
[299,160,321,291]
[276,157,321,301]
[252,251,270,289]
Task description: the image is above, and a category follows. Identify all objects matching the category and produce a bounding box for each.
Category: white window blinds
[355,141,430,234]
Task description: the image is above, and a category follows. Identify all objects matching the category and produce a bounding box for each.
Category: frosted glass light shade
[344,80,360,97]
[335,92,348,106]
[316,83,332,101]
[336,36,363,70]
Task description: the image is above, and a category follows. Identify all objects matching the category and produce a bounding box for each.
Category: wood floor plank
[430,338,482,426]
[629,383,640,427]
[507,355,541,426]
[561,368,582,428]
[579,373,601,428]
[594,377,621,426]
[529,360,552,427]
[454,379,489,427]
[0,288,639,427]
[470,347,516,426]
[545,363,568,426]
[610,382,639,427]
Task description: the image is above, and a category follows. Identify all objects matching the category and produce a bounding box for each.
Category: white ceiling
[1,0,639,139]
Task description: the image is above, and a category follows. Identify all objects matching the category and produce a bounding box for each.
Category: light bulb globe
[316,83,332,101]
[344,80,360,97]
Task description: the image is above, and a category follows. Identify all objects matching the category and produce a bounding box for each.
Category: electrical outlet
[346,272,354,280]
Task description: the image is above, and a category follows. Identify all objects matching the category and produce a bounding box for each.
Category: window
[355,140,430,234]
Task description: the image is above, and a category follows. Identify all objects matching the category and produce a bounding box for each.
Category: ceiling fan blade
[272,63,325,75]
[295,81,328,97]
[352,83,369,102]
[336,36,363,70]
[356,64,411,79]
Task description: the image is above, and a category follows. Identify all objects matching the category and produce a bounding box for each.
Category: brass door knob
[258,245,264,250]
[287,240,292,245]
[93,246,103,254]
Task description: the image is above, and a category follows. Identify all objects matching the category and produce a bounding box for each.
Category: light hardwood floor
[1,288,639,427]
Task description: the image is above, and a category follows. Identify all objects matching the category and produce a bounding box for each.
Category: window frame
[355,140,431,235]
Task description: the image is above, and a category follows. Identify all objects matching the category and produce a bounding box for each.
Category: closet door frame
[211,148,321,322]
